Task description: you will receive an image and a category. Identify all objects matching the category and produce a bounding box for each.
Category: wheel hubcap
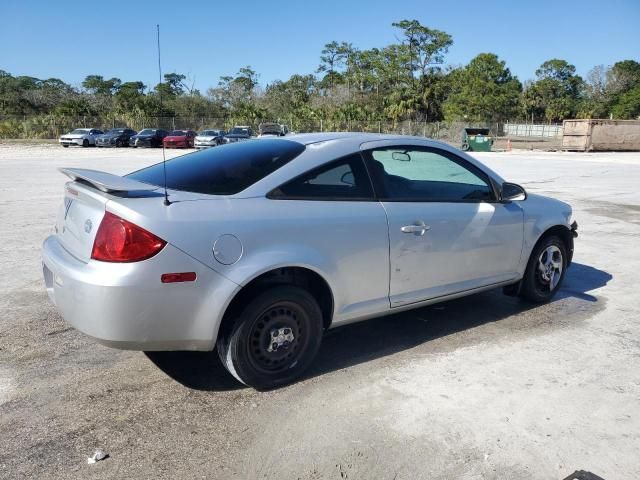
[267,327,295,353]
[247,303,304,373]
[536,245,563,291]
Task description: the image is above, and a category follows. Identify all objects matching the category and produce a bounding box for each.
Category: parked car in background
[95,128,137,147]
[163,130,196,148]
[224,126,253,143]
[130,129,169,148]
[58,128,103,147]
[42,133,577,389]
[258,123,285,137]
[195,129,226,149]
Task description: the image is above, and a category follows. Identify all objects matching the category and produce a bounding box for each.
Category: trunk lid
[56,184,108,262]
[55,168,160,262]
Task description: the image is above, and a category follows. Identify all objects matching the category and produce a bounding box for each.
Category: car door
[88,129,101,144]
[362,144,524,307]
[267,153,390,324]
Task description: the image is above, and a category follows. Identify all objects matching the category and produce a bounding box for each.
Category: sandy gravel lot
[0,143,639,479]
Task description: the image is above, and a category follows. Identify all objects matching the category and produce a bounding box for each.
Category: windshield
[228,128,249,135]
[107,129,126,134]
[138,129,155,135]
[127,139,305,195]
[200,130,219,136]
[169,130,186,136]
[70,129,90,134]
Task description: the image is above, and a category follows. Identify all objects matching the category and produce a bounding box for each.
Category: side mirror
[501,182,527,202]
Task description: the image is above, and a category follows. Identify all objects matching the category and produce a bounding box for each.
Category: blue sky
[2,0,638,91]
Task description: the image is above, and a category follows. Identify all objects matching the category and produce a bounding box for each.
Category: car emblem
[84,219,93,234]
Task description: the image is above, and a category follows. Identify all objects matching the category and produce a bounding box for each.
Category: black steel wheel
[217,285,323,389]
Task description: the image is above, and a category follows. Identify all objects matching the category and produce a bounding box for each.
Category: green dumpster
[461,128,493,152]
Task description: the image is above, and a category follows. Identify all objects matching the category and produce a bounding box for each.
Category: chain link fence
[0,114,562,148]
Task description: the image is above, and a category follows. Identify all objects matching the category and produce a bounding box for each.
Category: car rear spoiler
[59,168,158,193]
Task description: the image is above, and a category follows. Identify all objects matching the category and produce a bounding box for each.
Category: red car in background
[163,130,196,148]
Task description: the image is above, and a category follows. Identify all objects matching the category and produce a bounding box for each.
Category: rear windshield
[127,139,305,195]
[169,130,186,136]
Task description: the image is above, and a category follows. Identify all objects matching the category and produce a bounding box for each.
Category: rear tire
[520,235,567,303]
[217,285,323,390]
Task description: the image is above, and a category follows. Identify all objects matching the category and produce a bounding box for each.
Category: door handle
[401,221,431,236]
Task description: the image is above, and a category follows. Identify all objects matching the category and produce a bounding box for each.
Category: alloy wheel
[536,245,563,292]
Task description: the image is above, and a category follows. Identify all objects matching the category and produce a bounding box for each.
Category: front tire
[217,285,323,390]
[520,235,567,303]
[82,139,89,147]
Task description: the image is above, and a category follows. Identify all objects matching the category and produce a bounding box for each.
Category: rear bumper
[42,235,239,351]
[59,138,84,146]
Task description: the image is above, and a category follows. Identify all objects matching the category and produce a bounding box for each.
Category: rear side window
[269,154,373,200]
[128,139,305,195]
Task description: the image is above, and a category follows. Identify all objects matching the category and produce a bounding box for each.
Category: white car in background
[59,128,103,147]
[194,129,226,149]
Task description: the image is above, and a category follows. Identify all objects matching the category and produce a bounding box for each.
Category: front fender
[519,193,573,273]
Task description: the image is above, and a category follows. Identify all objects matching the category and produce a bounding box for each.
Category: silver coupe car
[42,133,577,389]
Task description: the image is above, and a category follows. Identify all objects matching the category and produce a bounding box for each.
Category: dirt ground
[0,143,638,479]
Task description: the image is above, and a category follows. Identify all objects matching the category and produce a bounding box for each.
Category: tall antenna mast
[157,24,171,206]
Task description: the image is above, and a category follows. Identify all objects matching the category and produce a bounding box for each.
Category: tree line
[1,19,639,137]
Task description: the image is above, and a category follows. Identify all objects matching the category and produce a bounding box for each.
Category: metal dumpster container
[461,128,493,152]
[562,119,640,151]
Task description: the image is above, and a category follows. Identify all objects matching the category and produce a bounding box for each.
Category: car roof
[282,132,441,145]
[236,133,505,198]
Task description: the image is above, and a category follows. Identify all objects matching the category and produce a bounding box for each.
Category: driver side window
[365,146,495,202]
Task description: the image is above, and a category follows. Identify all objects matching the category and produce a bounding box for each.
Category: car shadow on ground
[146,262,611,391]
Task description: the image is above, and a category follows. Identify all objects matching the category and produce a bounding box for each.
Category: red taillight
[91,211,166,262]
